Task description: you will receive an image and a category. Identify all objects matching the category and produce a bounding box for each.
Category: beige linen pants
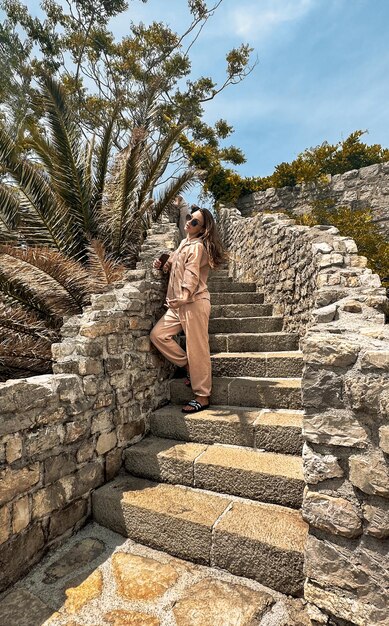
[150,299,212,397]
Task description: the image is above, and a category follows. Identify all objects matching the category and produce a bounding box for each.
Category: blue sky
[117,0,389,203]
[6,0,389,202]
[115,0,389,178]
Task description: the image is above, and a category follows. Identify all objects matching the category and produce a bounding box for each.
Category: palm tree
[0,74,198,380]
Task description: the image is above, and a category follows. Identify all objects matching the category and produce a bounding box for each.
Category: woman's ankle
[195,395,209,405]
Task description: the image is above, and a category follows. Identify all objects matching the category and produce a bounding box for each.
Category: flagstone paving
[0,522,313,626]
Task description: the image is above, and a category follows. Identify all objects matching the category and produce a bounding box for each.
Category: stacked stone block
[217,205,389,625]
[302,322,389,625]
[0,219,179,592]
[217,207,386,336]
[237,162,389,238]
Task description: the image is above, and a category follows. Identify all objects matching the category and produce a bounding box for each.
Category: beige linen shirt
[164,237,210,303]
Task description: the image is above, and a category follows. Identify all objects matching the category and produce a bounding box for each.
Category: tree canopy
[0,0,254,165]
[184,130,389,204]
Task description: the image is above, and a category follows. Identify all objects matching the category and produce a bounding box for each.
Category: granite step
[179,332,300,354]
[123,436,304,508]
[209,269,229,278]
[210,292,264,305]
[208,282,257,293]
[150,405,304,455]
[92,475,308,596]
[210,351,304,378]
[169,376,302,409]
[210,303,273,318]
[209,316,283,334]
[208,275,233,284]
[207,332,299,353]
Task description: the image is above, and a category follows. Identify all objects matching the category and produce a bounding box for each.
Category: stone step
[208,275,233,284]
[169,376,302,409]
[207,276,232,290]
[208,282,257,293]
[209,269,229,278]
[210,303,273,318]
[209,317,283,334]
[123,437,304,508]
[211,351,304,378]
[179,332,299,354]
[92,475,307,596]
[211,292,264,305]
[150,405,303,454]
[207,332,299,353]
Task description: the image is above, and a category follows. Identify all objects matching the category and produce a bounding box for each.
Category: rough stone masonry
[1,197,389,626]
[217,204,389,626]
[237,162,389,238]
[0,218,179,591]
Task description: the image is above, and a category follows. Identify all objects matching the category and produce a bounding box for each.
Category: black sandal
[182,399,210,413]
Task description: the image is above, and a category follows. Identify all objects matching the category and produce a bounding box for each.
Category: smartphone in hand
[158,253,170,269]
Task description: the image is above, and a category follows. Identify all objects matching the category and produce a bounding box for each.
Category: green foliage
[0,0,254,159]
[0,0,255,212]
[0,20,32,130]
[0,0,256,380]
[185,130,389,204]
[182,127,389,286]
[293,199,389,287]
[179,136,246,203]
[0,74,198,380]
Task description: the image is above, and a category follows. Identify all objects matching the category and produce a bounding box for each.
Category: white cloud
[229,0,315,40]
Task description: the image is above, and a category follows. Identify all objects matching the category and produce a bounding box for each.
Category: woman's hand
[166,289,190,310]
[166,297,186,310]
[153,259,162,269]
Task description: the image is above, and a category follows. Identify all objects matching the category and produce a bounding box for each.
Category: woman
[151,206,224,413]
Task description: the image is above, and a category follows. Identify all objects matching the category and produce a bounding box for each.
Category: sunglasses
[185,215,203,227]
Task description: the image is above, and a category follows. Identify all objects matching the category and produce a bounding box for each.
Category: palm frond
[92,111,118,218]
[0,244,89,380]
[0,245,91,309]
[85,134,95,183]
[132,84,160,131]
[24,122,55,175]
[0,183,20,238]
[37,73,93,234]
[152,168,199,221]
[0,293,55,381]
[0,254,80,327]
[0,125,81,256]
[123,196,154,242]
[0,274,61,328]
[101,128,147,257]
[138,123,187,211]
[0,329,53,380]
[0,296,56,339]
[87,239,126,287]
[82,134,95,231]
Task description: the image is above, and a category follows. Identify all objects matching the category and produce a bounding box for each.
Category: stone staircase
[92,269,308,598]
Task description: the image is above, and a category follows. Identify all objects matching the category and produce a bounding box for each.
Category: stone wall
[237,163,389,239]
[217,205,389,625]
[0,219,179,592]
[217,206,386,335]
[302,317,389,625]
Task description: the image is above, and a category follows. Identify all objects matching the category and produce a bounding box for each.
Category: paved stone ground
[0,522,314,626]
